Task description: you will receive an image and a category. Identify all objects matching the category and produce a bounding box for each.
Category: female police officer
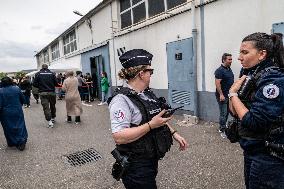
[229,33,284,188]
[108,49,188,189]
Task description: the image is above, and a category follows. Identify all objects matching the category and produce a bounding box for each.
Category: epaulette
[113,87,138,96]
[107,87,138,105]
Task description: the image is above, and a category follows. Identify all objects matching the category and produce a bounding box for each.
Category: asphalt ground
[0,98,244,189]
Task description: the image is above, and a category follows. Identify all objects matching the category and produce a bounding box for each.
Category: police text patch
[113,109,126,123]
[263,84,279,99]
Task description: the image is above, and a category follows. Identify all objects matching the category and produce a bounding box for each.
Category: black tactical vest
[238,66,284,139]
[108,87,173,159]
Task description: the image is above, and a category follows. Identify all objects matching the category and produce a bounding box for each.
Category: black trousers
[39,92,56,121]
[122,158,158,189]
[67,116,80,122]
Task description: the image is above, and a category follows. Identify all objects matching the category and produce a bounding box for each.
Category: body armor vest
[108,87,173,159]
[238,66,284,139]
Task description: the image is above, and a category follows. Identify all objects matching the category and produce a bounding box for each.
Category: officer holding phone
[108,49,188,189]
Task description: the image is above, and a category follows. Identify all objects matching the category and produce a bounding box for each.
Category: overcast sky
[0,0,102,72]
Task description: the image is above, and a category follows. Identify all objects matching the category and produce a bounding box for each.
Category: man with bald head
[33,64,57,128]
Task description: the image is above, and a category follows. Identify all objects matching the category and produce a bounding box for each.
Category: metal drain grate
[62,148,102,167]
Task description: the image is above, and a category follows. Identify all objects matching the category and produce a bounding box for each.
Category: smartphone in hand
[162,106,184,118]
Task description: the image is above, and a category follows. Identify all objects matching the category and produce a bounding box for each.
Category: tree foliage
[15,71,26,79]
[0,72,7,80]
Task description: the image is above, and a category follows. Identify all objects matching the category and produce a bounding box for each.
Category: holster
[225,119,240,143]
[111,149,130,181]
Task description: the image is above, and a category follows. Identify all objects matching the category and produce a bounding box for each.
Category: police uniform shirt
[108,84,150,133]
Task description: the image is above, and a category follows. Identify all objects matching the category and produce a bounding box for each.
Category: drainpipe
[110,2,118,87]
[191,0,198,116]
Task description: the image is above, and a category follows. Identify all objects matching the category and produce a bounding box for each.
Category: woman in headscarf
[62,70,83,124]
[0,77,28,151]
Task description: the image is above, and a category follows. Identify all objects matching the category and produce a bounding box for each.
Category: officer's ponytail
[242,32,284,68]
[271,33,284,68]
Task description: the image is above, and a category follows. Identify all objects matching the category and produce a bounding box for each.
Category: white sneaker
[98,102,103,106]
[48,120,54,128]
[220,132,227,139]
[51,118,55,123]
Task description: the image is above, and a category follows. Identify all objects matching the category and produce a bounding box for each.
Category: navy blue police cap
[119,49,153,68]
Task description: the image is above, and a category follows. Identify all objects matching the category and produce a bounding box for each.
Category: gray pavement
[0,98,244,189]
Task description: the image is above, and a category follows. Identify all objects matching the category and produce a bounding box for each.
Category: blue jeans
[244,151,284,189]
[122,159,158,189]
[217,98,229,131]
[24,95,30,106]
[101,91,107,102]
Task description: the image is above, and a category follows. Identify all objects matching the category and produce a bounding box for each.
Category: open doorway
[90,55,104,100]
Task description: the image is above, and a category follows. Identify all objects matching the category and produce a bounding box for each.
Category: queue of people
[0,31,283,189]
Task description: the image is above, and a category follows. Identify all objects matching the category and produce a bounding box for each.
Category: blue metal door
[166,38,195,111]
[272,22,284,41]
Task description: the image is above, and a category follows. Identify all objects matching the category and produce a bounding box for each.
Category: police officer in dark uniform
[228,32,284,188]
[33,64,57,128]
[108,49,188,189]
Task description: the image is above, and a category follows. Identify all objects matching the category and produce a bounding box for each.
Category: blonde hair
[118,65,148,80]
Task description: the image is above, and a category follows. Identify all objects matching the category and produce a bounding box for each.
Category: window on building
[120,0,131,12]
[148,0,165,17]
[51,43,60,60]
[120,0,187,29]
[63,30,77,55]
[167,0,187,10]
[43,50,49,63]
[132,2,146,24]
[121,10,132,29]
[120,0,146,29]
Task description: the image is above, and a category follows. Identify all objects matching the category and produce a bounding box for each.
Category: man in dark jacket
[33,64,57,128]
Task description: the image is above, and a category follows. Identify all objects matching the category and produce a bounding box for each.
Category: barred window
[167,0,187,10]
[120,0,186,29]
[120,0,131,12]
[121,10,132,29]
[63,30,77,55]
[148,0,165,17]
[132,0,141,5]
[51,43,60,60]
[132,2,146,24]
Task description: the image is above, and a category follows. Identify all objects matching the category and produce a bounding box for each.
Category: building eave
[35,0,113,57]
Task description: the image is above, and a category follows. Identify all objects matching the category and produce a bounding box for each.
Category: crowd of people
[0,32,284,188]
[0,64,110,148]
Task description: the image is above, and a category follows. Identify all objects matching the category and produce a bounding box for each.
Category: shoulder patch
[113,108,126,123]
[263,84,279,99]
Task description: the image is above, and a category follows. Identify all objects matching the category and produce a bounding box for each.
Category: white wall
[111,0,284,92]
[49,54,81,70]
[204,0,284,92]
[37,0,284,93]
[77,4,113,50]
[113,11,193,89]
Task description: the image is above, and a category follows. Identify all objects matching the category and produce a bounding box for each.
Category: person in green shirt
[98,71,109,105]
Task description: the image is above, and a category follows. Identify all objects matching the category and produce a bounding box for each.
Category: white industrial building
[35,0,284,121]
